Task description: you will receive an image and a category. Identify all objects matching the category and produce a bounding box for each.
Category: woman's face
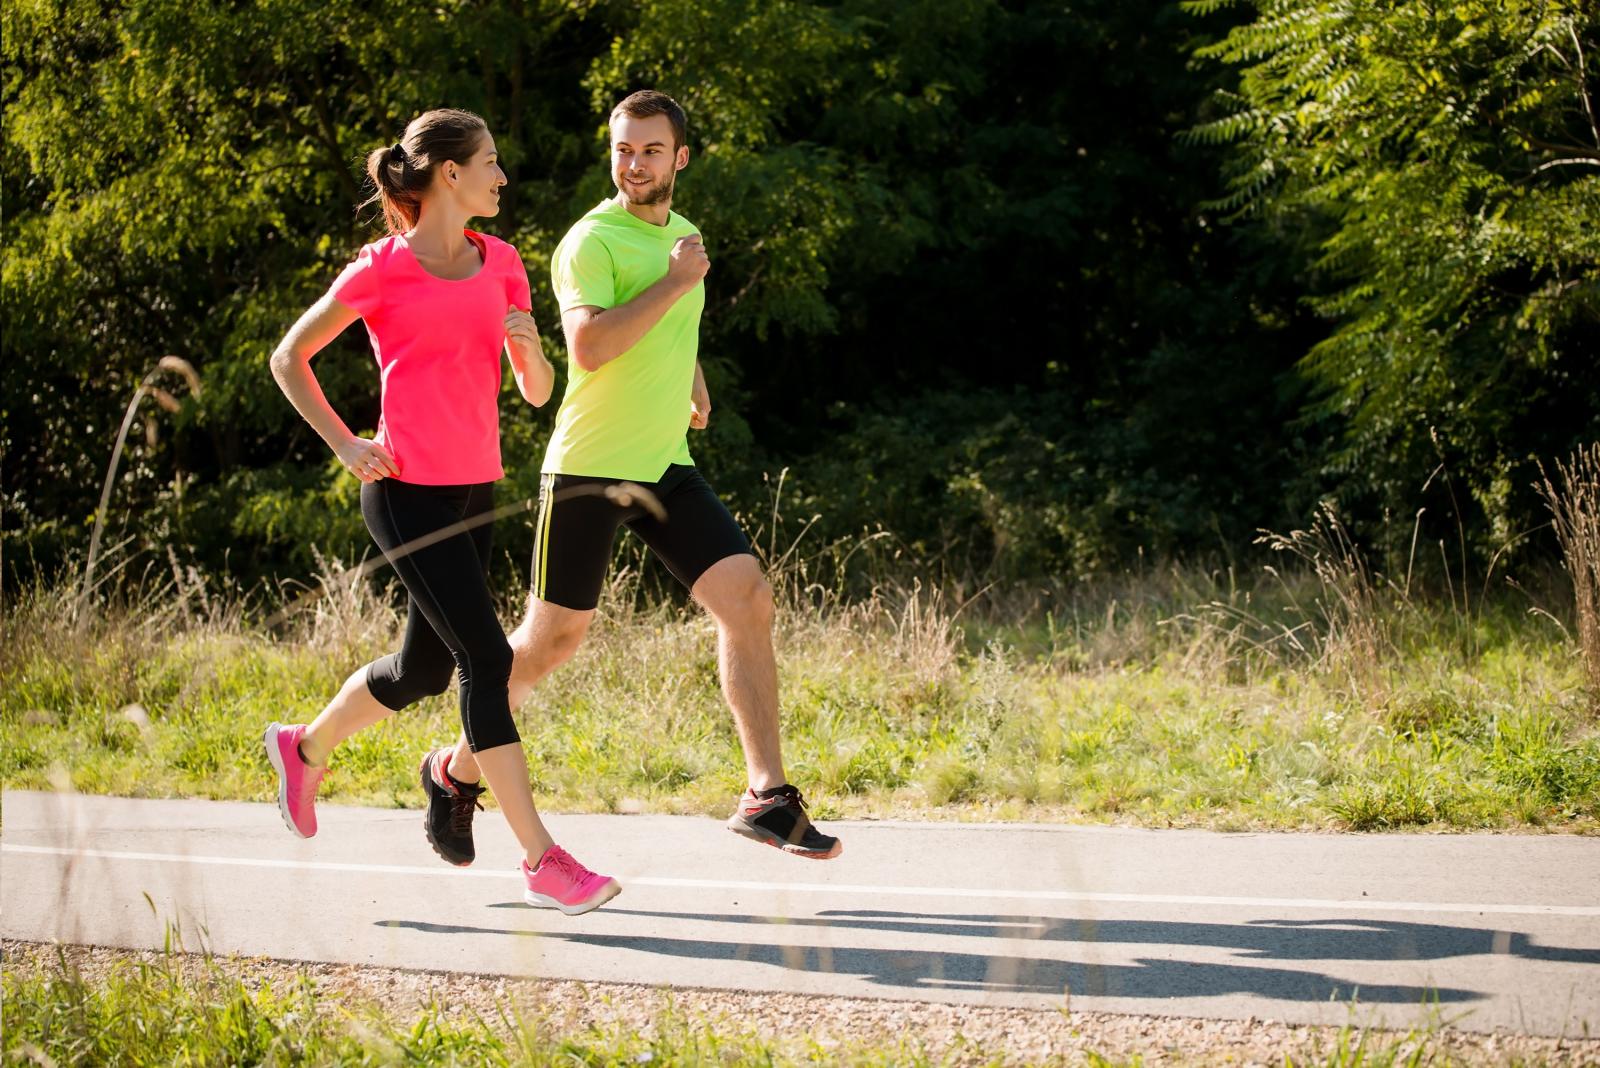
[442,132,507,218]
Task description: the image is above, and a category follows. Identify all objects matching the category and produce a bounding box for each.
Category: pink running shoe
[522,845,621,915]
[263,722,325,838]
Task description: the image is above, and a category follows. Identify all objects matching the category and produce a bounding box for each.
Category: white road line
[5,843,1598,917]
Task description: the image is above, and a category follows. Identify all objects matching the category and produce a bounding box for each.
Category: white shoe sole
[524,879,622,916]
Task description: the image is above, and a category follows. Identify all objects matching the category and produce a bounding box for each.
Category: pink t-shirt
[329,230,532,485]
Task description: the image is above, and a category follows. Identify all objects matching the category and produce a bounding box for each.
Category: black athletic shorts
[530,463,752,610]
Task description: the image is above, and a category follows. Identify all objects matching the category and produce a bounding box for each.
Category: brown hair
[362,108,488,234]
[609,90,687,151]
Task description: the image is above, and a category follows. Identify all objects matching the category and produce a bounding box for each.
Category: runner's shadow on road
[376,918,1482,1003]
[583,908,1600,965]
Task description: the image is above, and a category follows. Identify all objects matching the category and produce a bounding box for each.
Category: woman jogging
[262,108,620,916]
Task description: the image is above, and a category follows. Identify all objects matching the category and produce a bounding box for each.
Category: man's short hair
[609,90,687,150]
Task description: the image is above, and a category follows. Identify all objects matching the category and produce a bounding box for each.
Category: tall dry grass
[79,356,202,623]
[1147,501,1408,706]
[270,548,402,655]
[1256,501,1394,695]
[9,509,1598,828]
[5,545,239,677]
[1539,443,1600,704]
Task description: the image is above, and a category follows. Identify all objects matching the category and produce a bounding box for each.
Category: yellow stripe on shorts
[534,472,554,600]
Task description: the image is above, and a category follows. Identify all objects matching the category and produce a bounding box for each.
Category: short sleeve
[505,247,534,312]
[550,228,615,312]
[328,245,382,317]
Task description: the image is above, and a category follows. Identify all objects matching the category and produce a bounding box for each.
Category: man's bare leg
[694,552,839,858]
[692,553,785,790]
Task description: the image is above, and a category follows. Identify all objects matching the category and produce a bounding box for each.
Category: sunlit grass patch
[0,945,941,1067]
[2,558,1597,832]
[4,942,1583,1067]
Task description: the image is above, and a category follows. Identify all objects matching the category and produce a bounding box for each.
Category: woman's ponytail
[360,110,488,234]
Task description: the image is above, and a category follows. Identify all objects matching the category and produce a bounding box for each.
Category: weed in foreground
[5,945,1585,1066]
[0,946,946,1067]
[1538,443,1600,708]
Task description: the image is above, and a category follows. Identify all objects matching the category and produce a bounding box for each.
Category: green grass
[2,560,1598,832]
[2,943,1575,1067]
[0,945,936,1067]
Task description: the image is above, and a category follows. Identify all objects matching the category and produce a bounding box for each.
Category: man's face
[610,113,687,206]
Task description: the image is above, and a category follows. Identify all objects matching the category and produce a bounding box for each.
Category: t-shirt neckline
[397,229,489,283]
[600,198,682,235]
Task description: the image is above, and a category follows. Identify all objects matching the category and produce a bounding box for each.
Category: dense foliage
[1187,0,1600,551]
[4,0,1596,590]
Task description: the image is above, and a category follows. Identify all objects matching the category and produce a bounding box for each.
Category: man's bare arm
[563,234,709,372]
[689,359,710,430]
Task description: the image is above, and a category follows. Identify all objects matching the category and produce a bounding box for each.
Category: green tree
[1187,0,1600,544]
[16,0,1488,591]
[2,0,605,577]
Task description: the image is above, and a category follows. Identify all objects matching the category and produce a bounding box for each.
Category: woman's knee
[367,652,453,707]
[469,639,515,687]
[460,639,519,750]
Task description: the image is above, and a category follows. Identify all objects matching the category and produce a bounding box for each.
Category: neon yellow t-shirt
[542,198,704,480]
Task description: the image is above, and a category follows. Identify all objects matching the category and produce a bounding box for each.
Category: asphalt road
[3,789,1597,1036]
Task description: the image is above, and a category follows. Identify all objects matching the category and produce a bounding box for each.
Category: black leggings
[359,479,517,752]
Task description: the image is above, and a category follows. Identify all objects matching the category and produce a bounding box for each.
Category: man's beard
[618,173,675,205]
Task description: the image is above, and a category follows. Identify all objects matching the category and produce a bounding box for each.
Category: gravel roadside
[5,940,1595,1066]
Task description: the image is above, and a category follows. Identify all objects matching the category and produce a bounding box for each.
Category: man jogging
[418,89,841,864]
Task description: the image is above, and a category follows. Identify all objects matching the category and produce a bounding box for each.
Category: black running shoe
[726,785,842,859]
[420,748,485,867]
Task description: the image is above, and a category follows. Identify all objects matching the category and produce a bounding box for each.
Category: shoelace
[541,847,598,883]
[448,791,483,835]
[759,788,832,847]
[759,787,807,811]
